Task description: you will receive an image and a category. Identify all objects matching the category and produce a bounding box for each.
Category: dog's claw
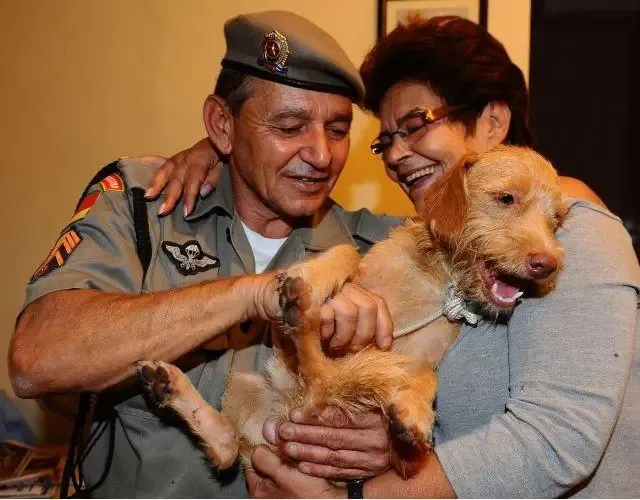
[389,404,431,453]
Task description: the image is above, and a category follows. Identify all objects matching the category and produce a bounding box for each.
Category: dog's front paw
[284,244,361,312]
[277,274,313,327]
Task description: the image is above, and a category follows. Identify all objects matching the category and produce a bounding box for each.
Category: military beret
[221,11,364,102]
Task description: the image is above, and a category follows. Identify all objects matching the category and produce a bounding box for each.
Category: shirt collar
[297,202,357,251]
[184,165,235,221]
[184,165,356,249]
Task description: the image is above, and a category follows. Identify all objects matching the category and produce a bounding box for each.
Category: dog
[135,145,568,478]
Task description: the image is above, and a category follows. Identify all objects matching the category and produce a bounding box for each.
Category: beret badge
[258,29,289,74]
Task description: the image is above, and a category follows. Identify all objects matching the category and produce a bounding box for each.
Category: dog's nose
[527,253,558,279]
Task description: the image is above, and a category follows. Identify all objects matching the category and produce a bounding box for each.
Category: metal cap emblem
[258,30,289,74]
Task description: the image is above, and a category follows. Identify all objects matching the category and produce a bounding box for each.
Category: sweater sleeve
[435,201,640,498]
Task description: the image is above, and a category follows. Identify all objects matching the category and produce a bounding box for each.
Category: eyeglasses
[370,104,466,156]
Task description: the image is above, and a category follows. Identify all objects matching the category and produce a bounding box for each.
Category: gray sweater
[435,201,640,498]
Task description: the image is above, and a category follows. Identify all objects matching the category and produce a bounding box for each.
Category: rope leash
[392,282,480,339]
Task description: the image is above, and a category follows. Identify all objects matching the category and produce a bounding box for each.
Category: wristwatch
[347,478,365,499]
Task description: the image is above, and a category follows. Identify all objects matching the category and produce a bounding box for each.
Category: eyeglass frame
[370,104,467,156]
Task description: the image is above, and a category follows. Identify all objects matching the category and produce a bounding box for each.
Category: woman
[146,16,639,498]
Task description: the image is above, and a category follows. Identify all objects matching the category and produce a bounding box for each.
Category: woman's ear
[479,101,511,148]
[203,94,233,156]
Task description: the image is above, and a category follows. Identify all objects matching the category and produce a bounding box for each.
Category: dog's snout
[527,252,558,279]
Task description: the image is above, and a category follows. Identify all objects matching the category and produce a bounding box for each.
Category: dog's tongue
[495,280,521,299]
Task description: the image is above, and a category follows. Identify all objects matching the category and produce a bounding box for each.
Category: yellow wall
[0,0,529,441]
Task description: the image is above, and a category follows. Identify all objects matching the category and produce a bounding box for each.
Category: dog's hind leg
[299,349,438,479]
[387,364,437,478]
[135,360,239,469]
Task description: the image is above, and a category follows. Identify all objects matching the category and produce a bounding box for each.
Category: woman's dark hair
[360,16,532,146]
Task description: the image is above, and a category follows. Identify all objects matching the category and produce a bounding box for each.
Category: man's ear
[203,94,233,156]
[479,101,511,149]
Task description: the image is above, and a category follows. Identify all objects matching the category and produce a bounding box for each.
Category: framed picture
[378,0,487,37]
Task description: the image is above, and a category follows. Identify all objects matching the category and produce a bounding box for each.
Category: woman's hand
[144,137,221,216]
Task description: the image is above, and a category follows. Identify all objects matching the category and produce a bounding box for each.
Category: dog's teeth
[490,282,523,303]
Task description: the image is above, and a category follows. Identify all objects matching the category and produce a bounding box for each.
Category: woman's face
[378,81,491,215]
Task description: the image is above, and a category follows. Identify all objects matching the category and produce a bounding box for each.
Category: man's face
[230,81,352,222]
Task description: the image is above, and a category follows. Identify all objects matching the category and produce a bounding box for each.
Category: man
[9,11,396,497]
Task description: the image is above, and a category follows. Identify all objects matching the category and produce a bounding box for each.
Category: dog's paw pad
[277,275,312,327]
[135,360,179,407]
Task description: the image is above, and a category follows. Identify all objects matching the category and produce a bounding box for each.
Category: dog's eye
[496,193,515,205]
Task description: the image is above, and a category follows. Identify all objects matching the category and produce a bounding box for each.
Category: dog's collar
[392,282,479,339]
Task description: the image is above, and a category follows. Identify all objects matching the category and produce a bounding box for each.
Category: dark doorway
[529,0,640,257]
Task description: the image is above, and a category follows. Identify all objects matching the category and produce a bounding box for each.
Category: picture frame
[378,0,488,38]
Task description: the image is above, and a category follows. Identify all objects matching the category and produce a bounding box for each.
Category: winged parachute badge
[161,240,220,276]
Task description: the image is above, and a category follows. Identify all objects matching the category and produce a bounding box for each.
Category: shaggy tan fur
[137,145,568,478]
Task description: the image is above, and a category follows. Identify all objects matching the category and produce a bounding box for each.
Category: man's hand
[144,137,221,217]
[321,283,393,352]
[262,406,391,480]
[247,446,344,499]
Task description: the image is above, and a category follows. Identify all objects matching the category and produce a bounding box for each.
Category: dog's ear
[421,154,476,247]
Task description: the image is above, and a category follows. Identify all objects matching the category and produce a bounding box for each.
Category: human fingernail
[280,424,294,440]
[299,463,311,474]
[183,205,190,218]
[290,409,304,423]
[286,443,298,459]
[263,419,277,444]
[350,344,363,352]
[158,202,166,216]
[144,188,153,198]
[200,184,213,197]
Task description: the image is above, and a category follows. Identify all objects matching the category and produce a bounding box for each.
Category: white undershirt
[240,220,288,274]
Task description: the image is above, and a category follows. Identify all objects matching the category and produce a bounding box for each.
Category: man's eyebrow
[330,112,353,124]
[269,109,313,121]
[268,109,353,123]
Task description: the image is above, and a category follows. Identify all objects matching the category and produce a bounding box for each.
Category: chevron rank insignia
[30,229,82,283]
[161,240,220,276]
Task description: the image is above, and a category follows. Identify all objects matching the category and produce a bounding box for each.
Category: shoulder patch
[30,229,82,283]
[98,173,125,192]
[68,173,125,226]
[69,191,100,225]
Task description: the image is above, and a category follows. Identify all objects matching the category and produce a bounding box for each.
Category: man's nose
[300,127,331,169]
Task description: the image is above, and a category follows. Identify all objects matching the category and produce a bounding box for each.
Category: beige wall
[0,0,529,442]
